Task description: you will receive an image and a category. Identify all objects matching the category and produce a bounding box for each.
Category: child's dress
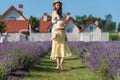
[50,13,72,59]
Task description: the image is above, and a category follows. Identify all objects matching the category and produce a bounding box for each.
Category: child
[51,20,65,40]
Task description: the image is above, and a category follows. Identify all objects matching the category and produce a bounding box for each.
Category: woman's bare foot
[60,64,64,71]
[56,64,60,70]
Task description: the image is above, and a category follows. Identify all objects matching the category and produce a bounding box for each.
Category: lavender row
[0,41,51,80]
[0,41,120,80]
[68,41,120,80]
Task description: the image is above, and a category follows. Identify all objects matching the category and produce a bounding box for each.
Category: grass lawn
[24,54,101,80]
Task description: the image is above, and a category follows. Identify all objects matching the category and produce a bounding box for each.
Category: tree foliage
[75,14,116,32]
[0,20,6,35]
[104,14,116,32]
[29,16,39,32]
[118,22,120,32]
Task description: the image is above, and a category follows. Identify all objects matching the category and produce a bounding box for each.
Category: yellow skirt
[50,30,72,59]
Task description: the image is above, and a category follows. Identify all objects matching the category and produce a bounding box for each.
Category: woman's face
[54,3,61,10]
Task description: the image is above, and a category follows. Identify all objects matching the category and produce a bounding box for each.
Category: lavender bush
[73,41,120,80]
[0,41,51,79]
[0,41,120,80]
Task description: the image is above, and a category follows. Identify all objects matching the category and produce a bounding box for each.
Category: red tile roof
[5,20,29,33]
[1,5,27,20]
[39,18,52,33]
[39,17,82,33]
[80,20,102,32]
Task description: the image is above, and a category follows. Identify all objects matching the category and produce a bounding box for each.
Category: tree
[29,16,40,32]
[104,14,116,32]
[75,14,104,29]
[104,22,116,32]
[105,14,112,23]
[75,15,88,26]
[118,22,120,32]
[74,14,116,32]
[0,20,6,35]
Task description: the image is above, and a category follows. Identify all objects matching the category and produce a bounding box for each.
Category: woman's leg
[56,57,60,69]
[60,57,64,70]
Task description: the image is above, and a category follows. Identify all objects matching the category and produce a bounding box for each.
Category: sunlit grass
[24,53,101,80]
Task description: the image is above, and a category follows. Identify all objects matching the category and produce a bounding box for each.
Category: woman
[50,0,72,70]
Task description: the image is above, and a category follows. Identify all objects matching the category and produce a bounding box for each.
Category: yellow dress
[51,13,71,59]
[51,29,72,59]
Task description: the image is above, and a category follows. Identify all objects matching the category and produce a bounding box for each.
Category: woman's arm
[52,11,60,24]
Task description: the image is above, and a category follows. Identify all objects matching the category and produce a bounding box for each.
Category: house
[80,20,104,41]
[39,13,52,33]
[38,12,83,41]
[1,5,26,20]
[39,12,81,33]
[0,5,33,41]
[80,20,102,33]
[4,20,30,33]
[0,4,108,42]
[38,12,105,41]
[39,12,102,33]
[0,4,33,33]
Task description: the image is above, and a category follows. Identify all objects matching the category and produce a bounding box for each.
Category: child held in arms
[51,20,65,40]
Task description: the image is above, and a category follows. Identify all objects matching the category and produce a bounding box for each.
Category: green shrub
[109,34,120,41]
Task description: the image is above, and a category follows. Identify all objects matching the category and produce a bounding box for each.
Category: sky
[0,0,120,24]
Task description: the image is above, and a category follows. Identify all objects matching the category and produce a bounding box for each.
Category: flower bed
[69,41,120,80]
[0,41,120,80]
[0,41,51,80]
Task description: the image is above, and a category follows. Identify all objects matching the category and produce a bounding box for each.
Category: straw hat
[53,0,62,6]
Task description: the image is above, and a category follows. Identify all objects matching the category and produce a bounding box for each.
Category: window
[9,16,16,20]
[67,28,72,33]
[89,26,93,31]
[35,27,39,32]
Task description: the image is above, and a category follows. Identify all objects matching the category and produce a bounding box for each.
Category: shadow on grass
[31,54,85,74]
[65,57,79,61]
[8,70,29,80]
[31,58,71,73]
[71,66,87,70]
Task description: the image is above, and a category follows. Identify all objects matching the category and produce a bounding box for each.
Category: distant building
[1,5,26,20]
[80,20,102,33]
[0,5,108,42]
[37,12,106,41]
[79,20,103,41]
[0,5,33,41]
[39,12,81,34]
[39,12,102,33]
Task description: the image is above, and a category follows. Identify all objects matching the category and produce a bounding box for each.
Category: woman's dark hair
[53,2,63,18]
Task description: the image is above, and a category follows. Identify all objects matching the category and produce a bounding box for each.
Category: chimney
[95,20,99,26]
[66,12,71,20]
[43,12,48,21]
[18,4,23,15]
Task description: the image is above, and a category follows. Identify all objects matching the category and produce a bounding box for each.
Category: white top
[51,12,59,35]
[52,13,60,24]
[51,12,63,36]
